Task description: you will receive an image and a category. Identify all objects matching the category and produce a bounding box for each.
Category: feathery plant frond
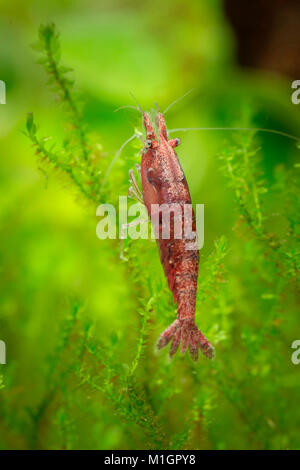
[77,337,166,449]
[33,23,89,163]
[26,23,104,204]
[197,235,228,303]
[128,294,155,378]
[219,137,265,236]
[0,374,4,390]
[220,135,299,280]
[27,300,82,449]
[26,112,98,203]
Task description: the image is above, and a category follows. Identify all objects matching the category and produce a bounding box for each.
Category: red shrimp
[139,110,214,361]
[122,97,299,360]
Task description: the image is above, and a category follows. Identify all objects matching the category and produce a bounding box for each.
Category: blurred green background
[0,0,299,450]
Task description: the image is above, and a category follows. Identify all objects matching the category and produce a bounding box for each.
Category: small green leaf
[26,112,36,135]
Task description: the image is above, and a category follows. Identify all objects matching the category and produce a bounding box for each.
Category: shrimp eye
[145,139,153,149]
[175,138,181,147]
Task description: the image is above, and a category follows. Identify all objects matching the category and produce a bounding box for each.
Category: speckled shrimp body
[139,110,214,361]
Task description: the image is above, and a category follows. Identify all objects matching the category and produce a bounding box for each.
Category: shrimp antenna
[104,94,144,187]
[101,133,138,188]
[163,88,195,115]
[168,127,300,142]
[114,105,141,113]
[129,92,143,113]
